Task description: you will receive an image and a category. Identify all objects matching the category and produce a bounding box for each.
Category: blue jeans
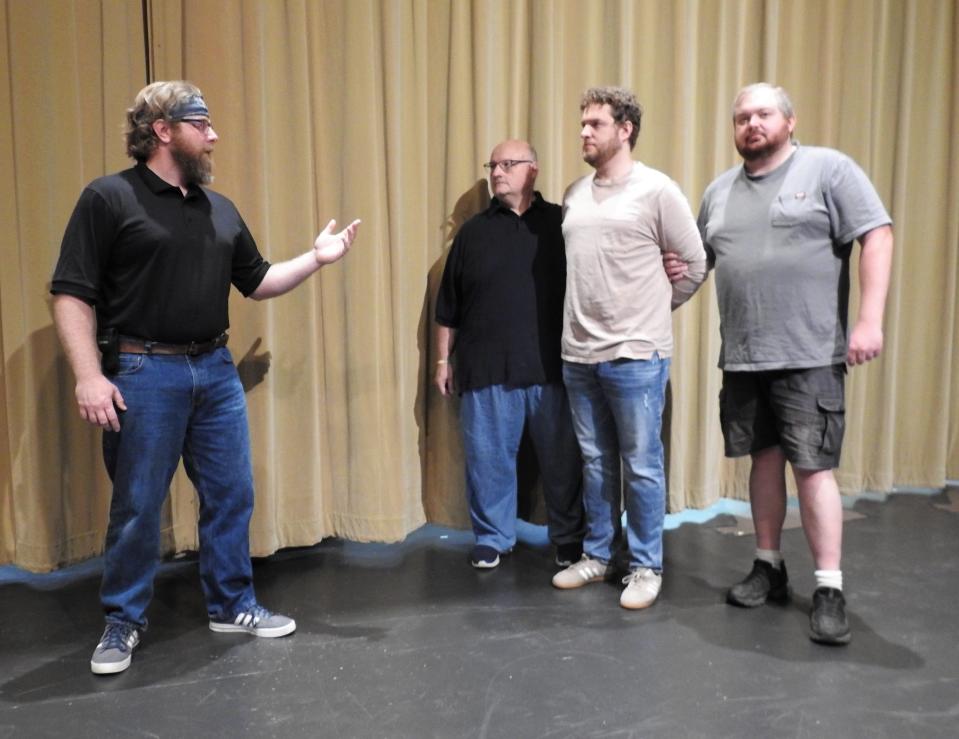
[562,356,670,571]
[460,383,584,553]
[101,347,256,627]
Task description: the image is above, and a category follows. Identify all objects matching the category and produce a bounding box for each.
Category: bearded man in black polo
[51,80,359,675]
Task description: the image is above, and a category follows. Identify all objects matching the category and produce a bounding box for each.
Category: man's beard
[582,137,618,168]
[736,141,775,161]
[736,131,790,162]
[171,143,213,186]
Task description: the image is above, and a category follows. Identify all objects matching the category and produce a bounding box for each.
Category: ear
[152,118,174,144]
[786,115,797,136]
[618,120,633,145]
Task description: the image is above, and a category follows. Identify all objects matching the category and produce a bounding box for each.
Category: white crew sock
[815,569,843,591]
[755,548,783,569]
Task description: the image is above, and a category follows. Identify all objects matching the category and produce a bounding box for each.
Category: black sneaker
[555,542,583,567]
[470,545,501,569]
[809,587,851,645]
[726,559,789,607]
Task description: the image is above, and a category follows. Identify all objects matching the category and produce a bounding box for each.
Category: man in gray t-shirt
[673,83,893,646]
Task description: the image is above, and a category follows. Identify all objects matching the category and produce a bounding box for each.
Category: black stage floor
[1,487,957,738]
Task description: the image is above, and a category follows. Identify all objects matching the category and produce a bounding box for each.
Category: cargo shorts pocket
[817,397,845,455]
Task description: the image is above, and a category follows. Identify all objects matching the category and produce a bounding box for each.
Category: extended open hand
[313,218,362,266]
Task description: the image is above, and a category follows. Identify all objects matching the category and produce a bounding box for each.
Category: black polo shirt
[435,192,566,393]
[51,163,270,343]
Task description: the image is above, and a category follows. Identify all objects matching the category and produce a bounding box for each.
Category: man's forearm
[252,218,360,300]
[52,294,103,381]
[251,252,320,300]
[857,225,894,326]
[435,325,454,361]
[433,324,456,395]
[670,255,707,310]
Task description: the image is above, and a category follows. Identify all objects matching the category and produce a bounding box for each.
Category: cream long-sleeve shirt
[562,161,706,363]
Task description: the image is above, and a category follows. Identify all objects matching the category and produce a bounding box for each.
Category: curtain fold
[0,0,147,569]
[2,0,956,571]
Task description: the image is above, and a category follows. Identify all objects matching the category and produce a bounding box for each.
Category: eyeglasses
[178,118,214,134]
[482,159,534,173]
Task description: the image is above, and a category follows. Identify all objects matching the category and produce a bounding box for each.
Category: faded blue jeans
[460,383,584,553]
[101,347,257,628]
[562,356,670,572]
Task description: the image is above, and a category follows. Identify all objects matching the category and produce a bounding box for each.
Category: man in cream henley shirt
[552,86,705,611]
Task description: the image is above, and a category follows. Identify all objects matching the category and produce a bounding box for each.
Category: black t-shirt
[435,193,566,393]
[51,163,270,343]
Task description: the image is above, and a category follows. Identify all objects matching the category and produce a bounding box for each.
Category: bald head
[487,139,539,214]
[490,139,537,163]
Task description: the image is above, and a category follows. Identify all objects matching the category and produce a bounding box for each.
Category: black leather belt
[118,333,229,356]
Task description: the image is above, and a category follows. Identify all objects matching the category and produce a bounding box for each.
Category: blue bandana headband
[168,95,209,120]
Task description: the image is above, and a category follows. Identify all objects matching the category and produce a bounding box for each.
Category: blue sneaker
[90,622,141,675]
[470,545,501,569]
[209,604,296,638]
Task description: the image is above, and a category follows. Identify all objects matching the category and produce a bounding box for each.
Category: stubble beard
[582,138,617,169]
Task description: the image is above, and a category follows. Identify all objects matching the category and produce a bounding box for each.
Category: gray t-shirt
[698,145,891,371]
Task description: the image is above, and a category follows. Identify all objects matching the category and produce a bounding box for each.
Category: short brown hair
[732,83,795,121]
[580,86,643,149]
[124,80,205,162]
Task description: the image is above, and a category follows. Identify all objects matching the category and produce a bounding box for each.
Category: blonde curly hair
[124,81,206,161]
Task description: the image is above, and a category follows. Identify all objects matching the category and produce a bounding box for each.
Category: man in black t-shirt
[434,139,584,571]
[51,80,359,675]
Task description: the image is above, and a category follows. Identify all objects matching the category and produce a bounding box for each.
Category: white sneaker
[551,554,614,589]
[619,567,662,609]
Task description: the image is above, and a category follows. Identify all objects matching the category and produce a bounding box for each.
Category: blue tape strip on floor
[1,486,948,584]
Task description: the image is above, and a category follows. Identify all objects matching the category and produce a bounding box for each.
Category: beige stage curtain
[0,0,148,569]
[2,0,957,571]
